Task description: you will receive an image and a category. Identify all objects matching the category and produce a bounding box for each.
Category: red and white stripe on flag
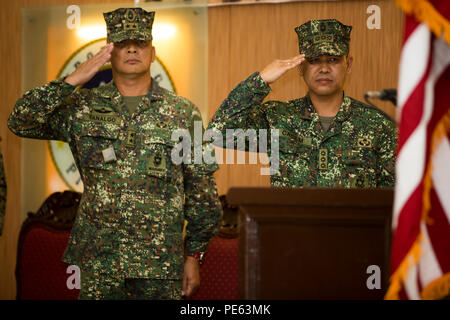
[387,0,450,300]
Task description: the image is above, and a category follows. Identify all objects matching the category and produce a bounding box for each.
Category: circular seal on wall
[49,38,175,192]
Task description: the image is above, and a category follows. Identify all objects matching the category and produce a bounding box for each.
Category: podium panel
[227,187,393,300]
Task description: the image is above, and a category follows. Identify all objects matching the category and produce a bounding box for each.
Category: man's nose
[126,42,137,53]
[318,61,330,72]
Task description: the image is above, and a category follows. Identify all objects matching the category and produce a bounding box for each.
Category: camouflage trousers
[79,269,182,300]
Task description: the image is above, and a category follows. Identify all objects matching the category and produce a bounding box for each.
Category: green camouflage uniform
[8,8,222,299]
[0,137,6,236]
[207,19,396,188]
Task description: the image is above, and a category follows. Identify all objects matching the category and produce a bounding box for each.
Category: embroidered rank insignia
[319,148,328,170]
[148,151,166,176]
[357,137,372,148]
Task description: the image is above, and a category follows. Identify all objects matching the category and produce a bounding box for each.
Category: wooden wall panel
[208,6,231,120]
[0,0,22,300]
[209,6,232,194]
[209,5,272,195]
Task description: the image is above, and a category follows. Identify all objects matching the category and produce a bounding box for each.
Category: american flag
[386,0,450,300]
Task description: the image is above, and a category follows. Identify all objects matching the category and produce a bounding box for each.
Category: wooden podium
[227,187,394,300]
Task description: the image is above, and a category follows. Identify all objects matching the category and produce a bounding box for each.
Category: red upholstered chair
[189,195,239,300]
[16,192,239,300]
[188,236,238,300]
[16,191,81,300]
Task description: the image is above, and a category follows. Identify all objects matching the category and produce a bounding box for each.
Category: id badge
[102,146,117,163]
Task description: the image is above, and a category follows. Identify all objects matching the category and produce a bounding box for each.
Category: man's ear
[299,63,304,77]
[151,45,156,63]
[346,55,353,74]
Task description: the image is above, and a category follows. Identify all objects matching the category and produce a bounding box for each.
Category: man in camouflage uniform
[0,136,6,236]
[8,8,222,299]
[208,19,396,188]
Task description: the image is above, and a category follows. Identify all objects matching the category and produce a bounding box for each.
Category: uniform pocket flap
[81,124,119,139]
[144,129,175,146]
[343,149,363,165]
[278,135,312,155]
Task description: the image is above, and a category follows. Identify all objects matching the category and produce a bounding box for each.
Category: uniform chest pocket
[342,149,363,166]
[78,125,120,170]
[342,148,377,187]
[142,130,182,182]
[342,147,376,167]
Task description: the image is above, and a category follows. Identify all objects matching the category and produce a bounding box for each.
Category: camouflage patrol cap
[103,8,155,43]
[295,19,352,59]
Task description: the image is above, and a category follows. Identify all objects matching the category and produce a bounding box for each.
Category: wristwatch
[188,252,206,265]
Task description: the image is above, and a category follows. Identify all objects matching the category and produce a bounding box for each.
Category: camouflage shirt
[207,72,397,188]
[8,78,222,279]
[0,137,6,235]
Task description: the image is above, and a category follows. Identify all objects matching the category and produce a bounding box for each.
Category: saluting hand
[64,42,114,87]
[259,54,305,84]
